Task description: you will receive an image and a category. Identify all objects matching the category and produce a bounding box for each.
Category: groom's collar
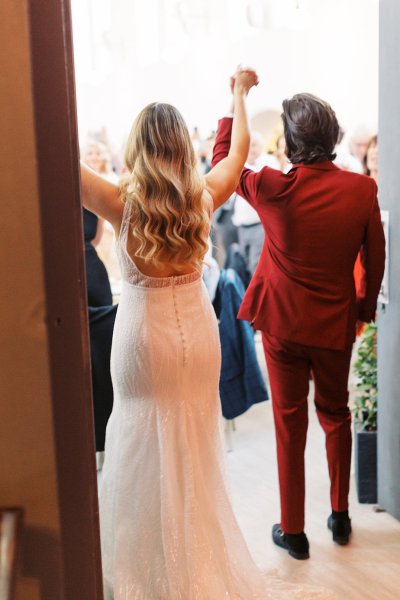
[290,161,339,172]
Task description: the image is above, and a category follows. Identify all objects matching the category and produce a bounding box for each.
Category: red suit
[213,117,386,533]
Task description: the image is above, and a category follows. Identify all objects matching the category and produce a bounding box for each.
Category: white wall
[71,0,379,148]
[378,0,400,521]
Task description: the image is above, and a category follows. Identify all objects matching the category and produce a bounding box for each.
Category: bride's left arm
[204,69,257,211]
[80,161,124,231]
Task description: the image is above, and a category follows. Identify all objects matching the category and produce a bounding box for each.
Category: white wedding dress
[99,201,335,599]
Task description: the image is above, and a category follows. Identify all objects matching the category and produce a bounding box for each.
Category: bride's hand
[230,66,259,94]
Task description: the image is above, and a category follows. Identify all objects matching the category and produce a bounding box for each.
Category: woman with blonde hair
[80,70,331,600]
[83,139,117,181]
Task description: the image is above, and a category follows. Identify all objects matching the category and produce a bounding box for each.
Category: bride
[80,68,334,599]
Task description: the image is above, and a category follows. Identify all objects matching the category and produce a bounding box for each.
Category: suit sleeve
[357,180,386,322]
[211,117,263,208]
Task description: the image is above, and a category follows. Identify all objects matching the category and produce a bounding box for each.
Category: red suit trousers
[262,333,353,534]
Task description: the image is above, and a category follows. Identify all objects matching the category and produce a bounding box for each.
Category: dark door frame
[28,0,103,597]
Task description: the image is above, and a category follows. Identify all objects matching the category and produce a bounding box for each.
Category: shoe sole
[288,549,310,560]
[332,536,349,545]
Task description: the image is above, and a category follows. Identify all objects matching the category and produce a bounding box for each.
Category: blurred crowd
[81,119,379,294]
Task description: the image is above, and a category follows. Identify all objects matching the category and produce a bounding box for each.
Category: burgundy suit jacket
[212,118,386,350]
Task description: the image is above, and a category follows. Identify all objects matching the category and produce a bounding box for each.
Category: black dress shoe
[327,512,352,545]
[272,524,310,560]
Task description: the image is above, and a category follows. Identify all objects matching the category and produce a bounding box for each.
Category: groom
[212,75,386,559]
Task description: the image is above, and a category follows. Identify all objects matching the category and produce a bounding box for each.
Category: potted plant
[352,321,378,503]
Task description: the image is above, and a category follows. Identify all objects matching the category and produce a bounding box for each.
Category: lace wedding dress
[99,201,335,599]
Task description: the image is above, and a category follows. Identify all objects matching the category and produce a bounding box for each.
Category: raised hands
[230,65,259,95]
[204,66,259,210]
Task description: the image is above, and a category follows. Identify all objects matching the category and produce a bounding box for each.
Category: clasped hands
[230,65,259,95]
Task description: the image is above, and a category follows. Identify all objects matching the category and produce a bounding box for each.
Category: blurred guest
[364,135,378,182]
[232,131,279,275]
[83,141,121,285]
[89,304,117,471]
[247,131,279,170]
[191,126,201,154]
[202,240,220,302]
[354,135,379,301]
[83,208,113,306]
[274,134,290,173]
[197,138,213,174]
[82,140,117,475]
[81,142,114,305]
[212,193,239,267]
[334,127,364,173]
[348,124,372,169]
[87,127,122,175]
[83,140,119,183]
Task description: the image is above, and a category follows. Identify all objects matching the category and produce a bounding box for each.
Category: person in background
[82,206,113,306]
[353,135,379,303]
[87,126,122,175]
[364,135,378,181]
[334,126,364,173]
[80,141,117,474]
[83,140,119,183]
[212,192,239,267]
[274,133,291,173]
[81,141,115,305]
[197,137,213,174]
[83,140,121,285]
[191,125,201,154]
[232,131,279,276]
[89,304,117,474]
[348,124,372,171]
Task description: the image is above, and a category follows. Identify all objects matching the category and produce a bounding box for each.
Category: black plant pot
[354,423,377,503]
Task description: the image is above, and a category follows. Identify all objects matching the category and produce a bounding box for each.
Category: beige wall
[0,1,62,598]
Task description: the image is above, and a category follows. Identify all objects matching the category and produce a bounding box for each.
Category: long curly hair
[121,103,210,273]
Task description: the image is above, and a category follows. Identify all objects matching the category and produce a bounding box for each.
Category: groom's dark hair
[281,93,339,165]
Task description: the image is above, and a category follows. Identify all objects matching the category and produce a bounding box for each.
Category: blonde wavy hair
[121,103,210,273]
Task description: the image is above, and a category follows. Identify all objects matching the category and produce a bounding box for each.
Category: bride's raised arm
[80,161,123,231]
[204,68,258,211]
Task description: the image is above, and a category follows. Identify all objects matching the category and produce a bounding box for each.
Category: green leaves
[353,322,378,432]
